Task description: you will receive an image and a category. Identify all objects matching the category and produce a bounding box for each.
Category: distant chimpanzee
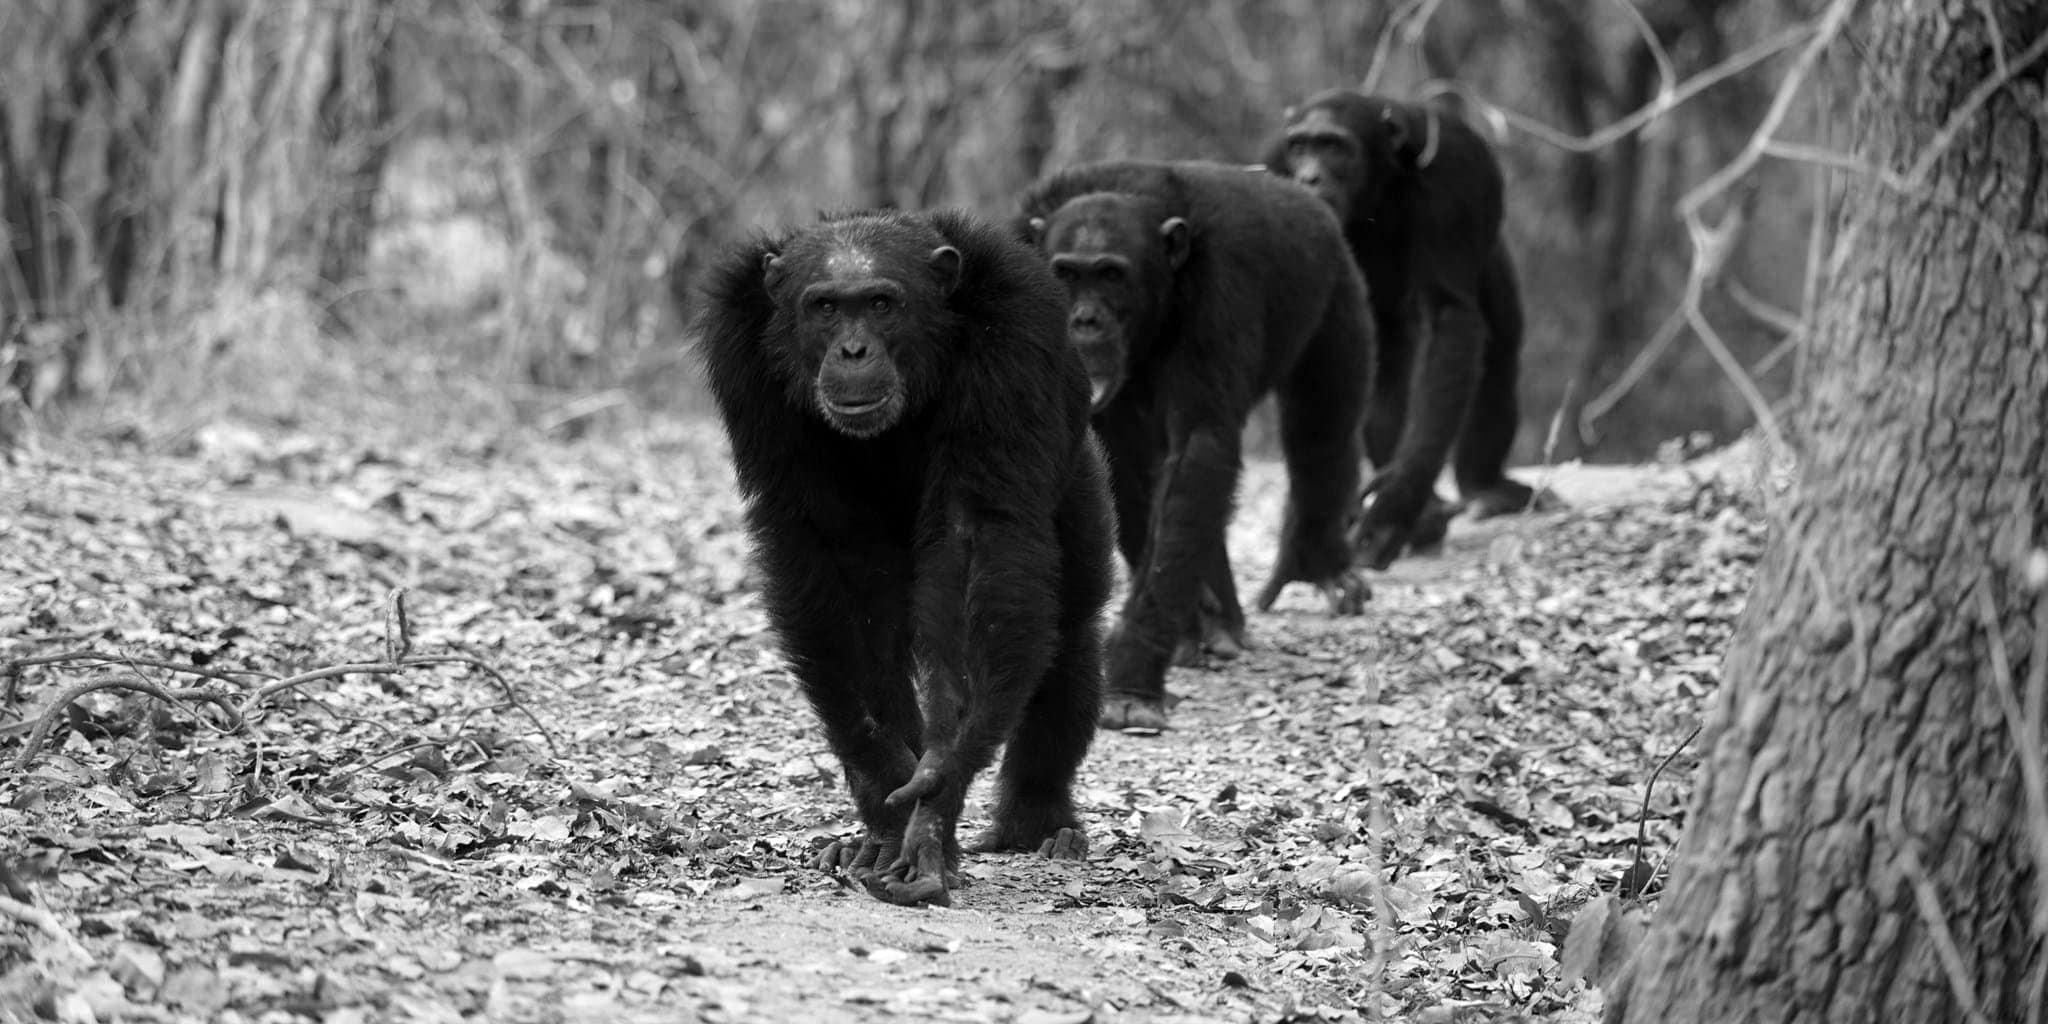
[1267,90,1543,569]
[1018,161,1374,733]
[692,209,1115,907]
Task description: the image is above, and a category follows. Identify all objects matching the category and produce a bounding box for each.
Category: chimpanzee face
[761,218,962,438]
[1282,106,1370,222]
[1280,100,1430,228]
[1031,194,1188,411]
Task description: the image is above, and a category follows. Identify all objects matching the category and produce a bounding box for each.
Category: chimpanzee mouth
[1087,372,1124,413]
[819,390,903,437]
[826,395,887,414]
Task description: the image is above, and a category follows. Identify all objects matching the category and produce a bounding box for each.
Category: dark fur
[1266,90,1537,569]
[692,209,1114,907]
[1017,160,1373,731]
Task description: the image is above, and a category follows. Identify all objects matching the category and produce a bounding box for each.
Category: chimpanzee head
[758,215,963,437]
[1275,92,1439,227]
[1029,192,1188,411]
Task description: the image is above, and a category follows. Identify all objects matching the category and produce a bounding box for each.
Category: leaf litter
[0,418,1770,1022]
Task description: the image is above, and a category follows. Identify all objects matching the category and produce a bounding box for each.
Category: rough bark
[1611,2,2048,1021]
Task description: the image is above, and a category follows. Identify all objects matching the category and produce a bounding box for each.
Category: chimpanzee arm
[1366,295,1484,511]
[1354,176,1498,569]
[1102,417,1242,721]
[889,503,1062,808]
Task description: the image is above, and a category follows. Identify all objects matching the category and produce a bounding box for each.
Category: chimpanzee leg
[1455,245,1540,518]
[1257,294,1371,613]
[1097,403,1239,668]
[1093,408,1156,571]
[970,614,1103,858]
[873,508,1072,907]
[1101,425,1241,732]
[1175,543,1247,665]
[1356,297,1482,569]
[973,463,1108,855]
[776,560,921,882]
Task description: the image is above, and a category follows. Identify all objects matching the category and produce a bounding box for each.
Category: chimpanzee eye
[1053,265,1077,283]
[815,298,837,316]
[1100,265,1127,285]
[869,295,893,314]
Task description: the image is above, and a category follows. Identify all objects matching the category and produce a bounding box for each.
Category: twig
[1610,0,1677,100]
[1628,724,1700,899]
[13,675,244,771]
[1580,304,1686,439]
[1427,24,1811,155]
[1825,22,2048,285]
[1903,24,2048,190]
[4,647,276,685]
[10,592,560,768]
[1359,0,1440,95]
[1972,575,2048,938]
[0,892,92,963]
[385,586,413,662]
[1354,659,1397,999]
[1664,0,1855,460]
[1887,764,1994,1024]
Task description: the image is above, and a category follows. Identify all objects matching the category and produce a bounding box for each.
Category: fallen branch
[8,591,558,770]
[0,892,92,963]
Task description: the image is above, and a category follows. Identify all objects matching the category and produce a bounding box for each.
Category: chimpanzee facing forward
[1267,90,1543,569]
[1018,161,1374,733]
[691,209,1114,907]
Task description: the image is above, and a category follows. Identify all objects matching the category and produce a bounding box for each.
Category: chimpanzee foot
[1408,496,1461,552]
[816,832,902,888]
[1037,827,1088,860]
[1172,629,1247,667]
[1319,570,1370,616]
[1466,479,1557,519]
[1098,691,1169,733]
[968,801,1086,858]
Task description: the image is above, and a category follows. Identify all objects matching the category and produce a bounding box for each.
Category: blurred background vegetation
[0,0,1817,461]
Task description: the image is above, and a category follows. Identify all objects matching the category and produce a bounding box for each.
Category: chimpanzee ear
[1382,106,1439,170]
[928,245,962,295]
[1159,217,1191,270]
[760,251,786,288]
[1381,107,1412,160]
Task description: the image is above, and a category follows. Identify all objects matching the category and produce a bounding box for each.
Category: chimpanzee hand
[1356,469,1448,570]
[871,801,958,907]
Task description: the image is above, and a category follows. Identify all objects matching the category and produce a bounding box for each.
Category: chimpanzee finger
[1036,827,1089,861]
[884,755,947,808]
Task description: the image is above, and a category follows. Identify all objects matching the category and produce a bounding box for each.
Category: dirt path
[1,425,1764,1023]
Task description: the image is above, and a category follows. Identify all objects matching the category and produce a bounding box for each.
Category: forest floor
[0,413,1771,1024]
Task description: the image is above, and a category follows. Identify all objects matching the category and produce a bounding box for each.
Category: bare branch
[1431,24,1812,154]
[1610,0,1678,99]
[1360,0,1439,95]
[14,674,243,771]
[1904,24,2048,189]
[1973,576,2048,938]
[1580,304,1686,441]
[1887,765,1995,1024]
[0,891,91,963]
[10,593,559,768]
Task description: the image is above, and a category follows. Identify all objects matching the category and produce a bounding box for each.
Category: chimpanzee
[1018,160,1374,733]
[691,209,1115,907]
[1266,89,1543,569]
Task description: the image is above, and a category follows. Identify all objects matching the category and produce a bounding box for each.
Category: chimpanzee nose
[1070,309,1101,330]
[1297,168,1322,186]
[837,339,869,359]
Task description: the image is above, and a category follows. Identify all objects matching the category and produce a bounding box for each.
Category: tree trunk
[1611,3,2048,1021]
